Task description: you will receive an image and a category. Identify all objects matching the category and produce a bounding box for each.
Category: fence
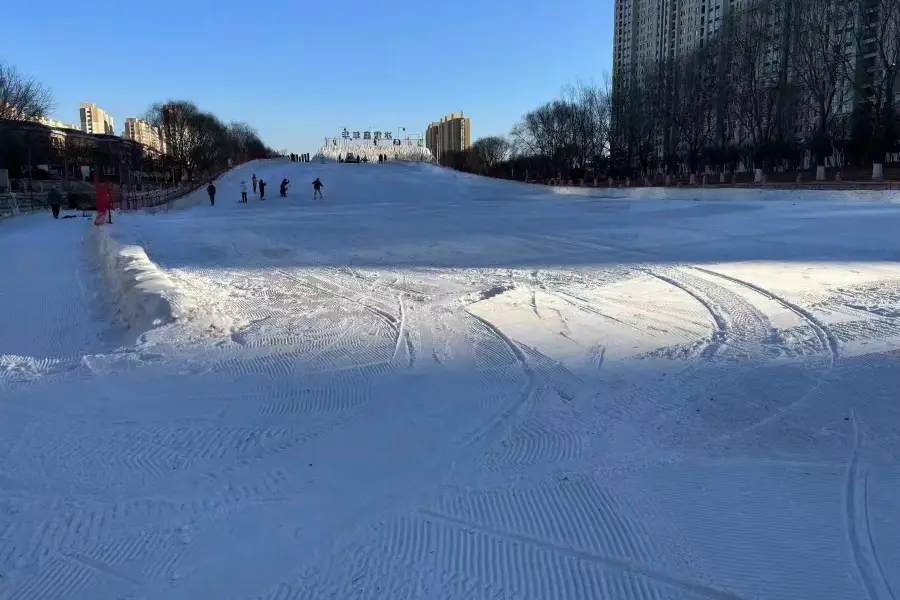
[1,165,234,219]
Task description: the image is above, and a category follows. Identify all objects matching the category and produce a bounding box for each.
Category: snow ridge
[91,226,188,331]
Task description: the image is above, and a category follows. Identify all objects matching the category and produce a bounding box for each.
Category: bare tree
[0,62,54,122]
[791,0,854,177]
[672,44,719,179]
[469,136,511,173]
[730,0,784,178]
[849,0,900,177]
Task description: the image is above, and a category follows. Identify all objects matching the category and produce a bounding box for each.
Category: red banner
[94,173,112,225]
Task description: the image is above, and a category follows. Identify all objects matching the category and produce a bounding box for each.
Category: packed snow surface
[2,159,900,600]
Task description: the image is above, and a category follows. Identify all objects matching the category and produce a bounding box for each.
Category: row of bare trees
[1,61,276,188]
[614,0,900,180]
[144,101,274,182]
[449,0,900,183]
[440,80,613,181]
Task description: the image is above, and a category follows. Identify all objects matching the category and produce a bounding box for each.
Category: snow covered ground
[2,159,900,600]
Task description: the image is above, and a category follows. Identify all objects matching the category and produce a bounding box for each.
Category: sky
[1,0,614,153]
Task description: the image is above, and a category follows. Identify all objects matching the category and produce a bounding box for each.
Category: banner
[93,174,112,225]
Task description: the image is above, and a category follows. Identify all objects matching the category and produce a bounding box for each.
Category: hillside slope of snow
[1,160,899,600]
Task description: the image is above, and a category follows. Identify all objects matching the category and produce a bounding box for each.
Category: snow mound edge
[91,226,191,331]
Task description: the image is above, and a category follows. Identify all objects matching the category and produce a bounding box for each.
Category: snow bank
[550,184,900,203]
[91,225,191,331]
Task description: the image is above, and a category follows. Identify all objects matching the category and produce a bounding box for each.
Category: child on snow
[240,181,248,203]
[280,178,289,197]
[252,174,258,193]
[259,179,267,200]
[312,178,323,199]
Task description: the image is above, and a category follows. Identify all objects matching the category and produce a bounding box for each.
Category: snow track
[4,160,900,599]
[688,266,840,365]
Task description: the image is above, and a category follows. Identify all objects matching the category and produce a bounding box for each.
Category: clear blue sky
[1,0,613,153]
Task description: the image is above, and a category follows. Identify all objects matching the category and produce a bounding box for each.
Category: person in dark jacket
[258,179,266,200]
[207,181,216,206]
[252,174,258,193]
[279,178,289,197]
[48,186,63,218]
[312,178,323,199]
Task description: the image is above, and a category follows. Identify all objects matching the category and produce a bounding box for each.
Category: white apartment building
[36,116,80,130]
[79,103,115,135]
[123,117,165,154]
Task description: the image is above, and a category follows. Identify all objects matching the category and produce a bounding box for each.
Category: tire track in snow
[391,294,414,368]
[258,381,369,417]
[5,554,104,600]
[688,266,840,366]
[410,510,748,600]
[434,476,659,565]
[845,416,896,600]
[460,312,538,454]
[683,265,844,445]
[644,268,728,360]
[479,408,586,472]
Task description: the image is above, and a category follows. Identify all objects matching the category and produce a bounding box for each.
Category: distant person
[252,174,258,193]
[240,181,248,203]
[259,179,266,200]
[280,178,289,197]
[47,185,62,219]
[207,181,216,206]
[312,177,323,199]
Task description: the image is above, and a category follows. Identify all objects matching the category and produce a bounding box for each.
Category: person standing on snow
[240,181,248,203]
[312,178,323,199]
[207,181,216,206]
[259,179,267,200]
[279,178,289,197]
[47,185,63,218]
[252,174,258,194]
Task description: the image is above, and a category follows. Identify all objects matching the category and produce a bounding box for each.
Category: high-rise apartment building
[80,103,115,135]
[612,0,890,168]
[613,0,735,87]
[123,117,164,153]
[426,112,471,165]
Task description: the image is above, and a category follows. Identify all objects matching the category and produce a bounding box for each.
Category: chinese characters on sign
[338,130,410,145]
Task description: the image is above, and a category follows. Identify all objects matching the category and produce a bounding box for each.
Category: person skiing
[279,178,289,197]
[207,180,216,206]
[258,179,267,200]
[240,181,248,203]
[312,177,323,199]
[251,174,258,193]
[47,185,62,219]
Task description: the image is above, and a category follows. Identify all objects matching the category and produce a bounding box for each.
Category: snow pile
[315,141,434,163]
[91,225,190,331]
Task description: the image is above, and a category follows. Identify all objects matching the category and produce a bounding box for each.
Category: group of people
[205,173,324,205]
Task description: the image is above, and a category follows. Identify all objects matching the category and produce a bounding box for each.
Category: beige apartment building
[79,102,115,135]
[426,112,471,165]
[123,117,164,153]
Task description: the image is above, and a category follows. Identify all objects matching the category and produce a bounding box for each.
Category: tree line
[450,0,900,182]
[0,61,276,188]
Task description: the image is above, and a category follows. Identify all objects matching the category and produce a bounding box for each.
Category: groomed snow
[2,160,900,600]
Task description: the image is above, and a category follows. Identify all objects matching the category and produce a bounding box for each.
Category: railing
[1,166,235,218]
